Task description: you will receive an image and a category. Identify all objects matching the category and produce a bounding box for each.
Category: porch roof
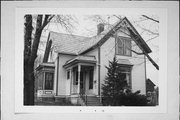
[63,55,97,68]
[36,62,55,71]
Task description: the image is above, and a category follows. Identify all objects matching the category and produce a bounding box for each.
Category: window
[116,36,131,56]
[73,71,78,85]
[89,69,94,89]
[45,72,54,90]
[67,70,70,80]
[80,71,83,89]
[118,65,132,87]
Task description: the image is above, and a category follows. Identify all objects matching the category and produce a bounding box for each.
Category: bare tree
[24,14,77,105]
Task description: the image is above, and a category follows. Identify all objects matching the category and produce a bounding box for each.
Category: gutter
[144,55,147,94]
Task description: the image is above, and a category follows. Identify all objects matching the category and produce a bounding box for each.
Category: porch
[63,55,101,105]
[64,56,97,96]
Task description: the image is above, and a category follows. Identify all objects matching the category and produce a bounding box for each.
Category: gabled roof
[123,17,152,53]
[146,78,156,87]
[48,32,89,55]
[47,17,152,55]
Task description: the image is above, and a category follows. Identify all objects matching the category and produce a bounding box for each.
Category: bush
[118,92,148,106]
[102,90,148,106]
[101,57,148,106]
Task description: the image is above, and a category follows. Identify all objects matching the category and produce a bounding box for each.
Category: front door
[86,68,94,95]
[79,66,94,95]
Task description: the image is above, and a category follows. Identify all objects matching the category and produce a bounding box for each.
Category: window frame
[116,36,132,56]
[44,72,54,90]
[89,69,94,89]
[73,71,78,85]
[118,64,132,88]
[67,70,70,80]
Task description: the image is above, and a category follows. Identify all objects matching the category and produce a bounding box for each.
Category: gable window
[45,72,54,90]
[116,36,131,56]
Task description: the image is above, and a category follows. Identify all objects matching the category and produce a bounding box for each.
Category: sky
[36,15,159,86]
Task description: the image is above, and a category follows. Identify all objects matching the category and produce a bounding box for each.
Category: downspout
[56,54,59,96]
[98,47,101,102]
[144,55,147,95]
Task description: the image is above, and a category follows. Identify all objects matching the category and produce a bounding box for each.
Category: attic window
[116,36,131,56]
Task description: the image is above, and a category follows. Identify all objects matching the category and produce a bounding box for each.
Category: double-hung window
[118,65,132,88]
[45,72,54,90]
[116,36,131,56]
[89,69,94,89]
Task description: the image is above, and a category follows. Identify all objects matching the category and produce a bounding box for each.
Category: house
[146,78,158,106]
[35,17,152,105]
[146,78,156,93]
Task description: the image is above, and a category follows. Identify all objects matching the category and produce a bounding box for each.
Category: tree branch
[136,23,159,36]
[24,15,33,62]
[131,50,144,55]
[146,35,159,43]
[142,15,159,23]
[29,15,43,64]
[127,27,159,70]
[41,15,55,30]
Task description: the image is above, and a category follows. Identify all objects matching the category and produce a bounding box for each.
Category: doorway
[80,71,85,95]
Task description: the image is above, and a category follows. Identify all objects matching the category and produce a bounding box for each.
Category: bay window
[45,72,54,90]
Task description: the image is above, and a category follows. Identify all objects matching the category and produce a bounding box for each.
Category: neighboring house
[35,17,152,105]
[146,78,158,106]
[146,78,156,93]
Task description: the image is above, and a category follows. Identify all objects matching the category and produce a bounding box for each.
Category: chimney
[97,23,104,35]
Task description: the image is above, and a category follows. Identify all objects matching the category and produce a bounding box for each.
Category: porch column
[70,68,72,95]
[77,64,81,94]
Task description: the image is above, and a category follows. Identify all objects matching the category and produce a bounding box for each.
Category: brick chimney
[97,23,104,35]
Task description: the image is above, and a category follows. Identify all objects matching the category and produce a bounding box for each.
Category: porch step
[86,96,102,106]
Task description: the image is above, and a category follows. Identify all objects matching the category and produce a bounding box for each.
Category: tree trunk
[24,15,54,105]
[24,15,43,105]
[24,15,33,105]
